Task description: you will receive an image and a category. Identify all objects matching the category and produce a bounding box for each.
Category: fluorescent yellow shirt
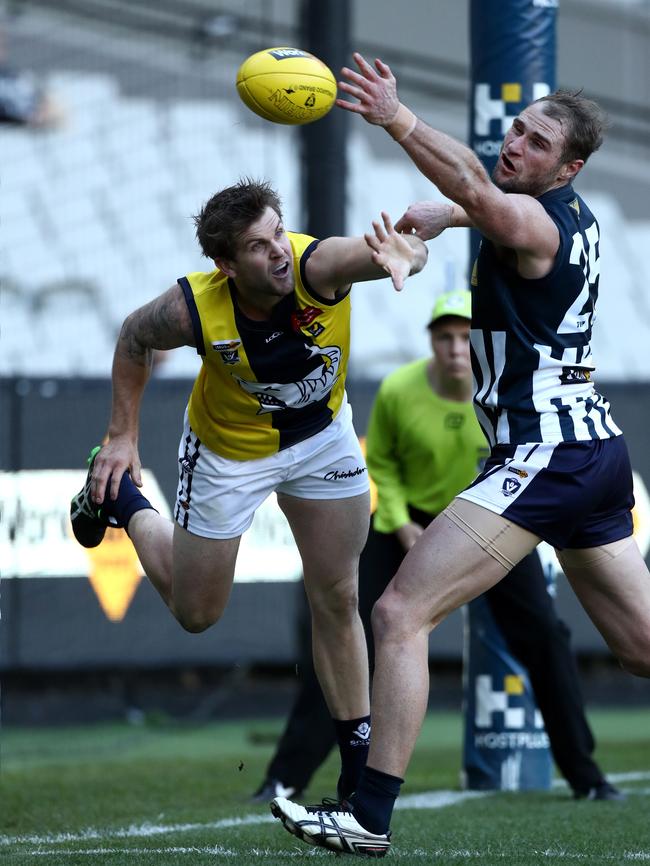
[366,359,489,533]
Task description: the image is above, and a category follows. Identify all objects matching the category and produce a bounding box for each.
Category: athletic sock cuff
[364,765,404,791]
[124,501,156,534]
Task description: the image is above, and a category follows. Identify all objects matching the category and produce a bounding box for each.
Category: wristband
[386,104,417,143]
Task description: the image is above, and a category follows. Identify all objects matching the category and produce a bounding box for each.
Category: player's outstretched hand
[395,202,454,241]
[91,435,143,505]
[337,52,399,126]
[365,211,423,292]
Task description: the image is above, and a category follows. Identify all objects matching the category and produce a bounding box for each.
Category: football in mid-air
[236,47,337,125]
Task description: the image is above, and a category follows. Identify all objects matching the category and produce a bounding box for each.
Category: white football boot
[271,796,391,858]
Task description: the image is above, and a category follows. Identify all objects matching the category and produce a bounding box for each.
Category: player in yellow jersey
[70,178,427,800]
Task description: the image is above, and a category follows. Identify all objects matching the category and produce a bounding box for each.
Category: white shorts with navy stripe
[457,436,634,550]
[174,401,369,539]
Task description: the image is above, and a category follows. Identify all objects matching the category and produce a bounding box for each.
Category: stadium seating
[2,70,649,381]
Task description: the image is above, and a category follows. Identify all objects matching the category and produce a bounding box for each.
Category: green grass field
[2,709,649,865]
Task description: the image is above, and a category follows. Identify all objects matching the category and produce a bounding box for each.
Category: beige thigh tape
[556,535,635,570]
[444,498,540,570]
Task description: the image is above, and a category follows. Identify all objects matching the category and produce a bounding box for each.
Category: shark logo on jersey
[234,344,341,413]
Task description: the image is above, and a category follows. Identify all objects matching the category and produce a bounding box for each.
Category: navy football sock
[334,715,371,799]
[351,765,403,835]
[104,470,154,531]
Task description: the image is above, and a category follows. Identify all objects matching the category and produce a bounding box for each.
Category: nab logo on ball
[269,48,308,60]
[236,46,337,125]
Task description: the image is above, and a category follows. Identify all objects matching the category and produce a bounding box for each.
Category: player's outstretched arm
[395,202,473,240]
[338,53,488,202]
[337,53,557,262]
[306,214,427,297]
[92,284,195,505]
[364,211,427,291]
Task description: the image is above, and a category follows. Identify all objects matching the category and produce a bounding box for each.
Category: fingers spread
[335,97,365,114]
[352,52,375,76]
[380,211,394,234]
[339,67,370,88]
[337,80,367,99]
[364,231,380,251]
[374,58,392,78]
[371,219,387,243]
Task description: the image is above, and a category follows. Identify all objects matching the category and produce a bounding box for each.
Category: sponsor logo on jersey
[324,466,367,481]
[291,305,323,333]
[265,331,283,344]
[304,321,324,338]
[560,366,592,384]
[502,477,521,497]
[508,467,529,479]
[212,339,241,365]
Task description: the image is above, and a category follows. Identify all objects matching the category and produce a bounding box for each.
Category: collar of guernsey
[177,232,352,461]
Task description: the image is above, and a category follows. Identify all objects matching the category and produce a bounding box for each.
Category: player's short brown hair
[194,178,283,260]
[535,90,608,164]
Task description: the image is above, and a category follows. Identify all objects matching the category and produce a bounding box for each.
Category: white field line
[3,771,649,853]
[552,770,650,788]
[0,791,486,849]
[0,814,275,848]
[19,846,650,860]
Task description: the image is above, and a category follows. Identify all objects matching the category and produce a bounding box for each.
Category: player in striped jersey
[70,178,427,803]
[272,55,650,857]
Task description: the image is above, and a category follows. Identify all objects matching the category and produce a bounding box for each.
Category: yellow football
[236,47,337,125]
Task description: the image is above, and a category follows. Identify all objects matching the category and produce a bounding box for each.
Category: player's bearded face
[232,207,295,299]
[491,104,568,197]
[492,153,565,196]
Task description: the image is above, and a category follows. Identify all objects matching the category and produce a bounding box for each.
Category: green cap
[428,289,471,327]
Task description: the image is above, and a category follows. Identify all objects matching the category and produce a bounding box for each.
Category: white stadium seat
[1,72,649,380]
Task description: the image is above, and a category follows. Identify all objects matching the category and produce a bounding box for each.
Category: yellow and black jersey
[178,232,351,460]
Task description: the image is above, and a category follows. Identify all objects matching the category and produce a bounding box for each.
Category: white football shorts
[174,401,369,539]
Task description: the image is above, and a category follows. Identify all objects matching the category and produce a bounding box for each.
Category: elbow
[115,315,150,365]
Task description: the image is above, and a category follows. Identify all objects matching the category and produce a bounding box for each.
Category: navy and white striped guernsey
[470,183,621,448]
